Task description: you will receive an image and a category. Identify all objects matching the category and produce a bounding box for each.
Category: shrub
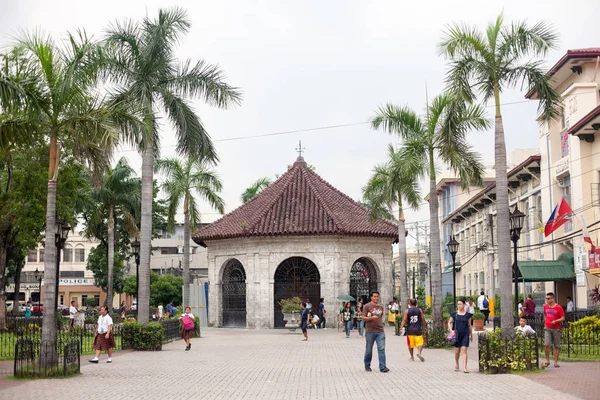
[278,297,302,313]
[479,328,538,373]
[122,321,165,351]
[472,311,485,320]
[425,328,452,348]
[569,316,600,345]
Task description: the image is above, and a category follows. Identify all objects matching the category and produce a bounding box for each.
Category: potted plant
[472,311,485,331]
[241,222,249,234]
[278,297,302,330]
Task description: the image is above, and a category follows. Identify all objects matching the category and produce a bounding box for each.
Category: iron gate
[349,258,378,304]
[274,257,320,328]
[222,259,247,328]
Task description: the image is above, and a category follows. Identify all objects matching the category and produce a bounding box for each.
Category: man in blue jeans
[362,291,389,373]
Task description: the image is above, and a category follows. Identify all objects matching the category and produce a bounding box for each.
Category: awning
[517,253,575,282]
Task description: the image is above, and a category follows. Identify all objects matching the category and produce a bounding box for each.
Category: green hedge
[122,322,165,351]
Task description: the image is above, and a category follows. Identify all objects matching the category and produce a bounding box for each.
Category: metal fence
[1,316,122,359]
[13,338,80,378]
[478,333,539,374]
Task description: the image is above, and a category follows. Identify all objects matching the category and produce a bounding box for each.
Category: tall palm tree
[15,31,122,363]
[240,177,272,203]
[371,93,489,329]
[156,157,225,307]
[104,7,241,323]
[89,157,140,309]
[362,144,421,311]
[439,13,561,337]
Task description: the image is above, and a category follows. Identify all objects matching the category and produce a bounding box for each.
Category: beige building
[527,48,600,307]
[392,247,427,300]
[442,155,544,305]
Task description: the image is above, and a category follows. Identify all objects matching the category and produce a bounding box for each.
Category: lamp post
[55,217,71,313]
[447,235,460,310]
[412,265,416,299]
[34,267,42,313]
[131,238,140,304]
[510,206,525,318]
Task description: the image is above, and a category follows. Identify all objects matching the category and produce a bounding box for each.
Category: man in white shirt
[566,296,574,313]
[69,301,77,329]
[477,291,490,325]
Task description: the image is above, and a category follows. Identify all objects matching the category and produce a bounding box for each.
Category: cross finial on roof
[295,140,305,161]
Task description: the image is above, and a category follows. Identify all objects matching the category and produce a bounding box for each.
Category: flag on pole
[582,218,596,253]
[544,198,572,237]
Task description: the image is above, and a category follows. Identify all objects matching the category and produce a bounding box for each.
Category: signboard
[575,246,586,286]
[589,250,600,275]
[59,278,94,285]
[6,283,40,290]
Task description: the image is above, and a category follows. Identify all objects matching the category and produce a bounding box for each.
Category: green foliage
[425,328,452,348]
[122,275,138,298]
[122,321,165,351]
[480,328,538,373]
[150,273,183,307]
[416,287,426,308]
[85,298,97,308]
[278,297,302,313]
[570,316,600,345]
[472,311,485,320]
[86,242,126,294]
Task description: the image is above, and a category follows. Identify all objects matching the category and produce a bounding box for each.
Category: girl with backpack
[179,306,195,351]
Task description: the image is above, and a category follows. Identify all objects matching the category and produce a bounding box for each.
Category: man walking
[69,300,77,329]
[318,298,326,329]
[477,291,490,325]
[362,291,388,373]
[399,298,427,362]
[543,292,565,368]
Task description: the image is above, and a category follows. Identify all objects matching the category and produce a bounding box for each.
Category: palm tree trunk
[0,236,8,330]
[41,179,58,365]
[429,173,443,330]
[138,141,154,324]
[494,90,512,338]
[106,205,115,309]
[182,194,191,308]
[397,200,408,312]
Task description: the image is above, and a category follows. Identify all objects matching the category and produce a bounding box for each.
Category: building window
[63,245,73,262]
[94,295,100,307]
[81,295,87,306]
[562,176,572,232]
[39,249,44,262]
[27,249,37,263]
[480,271,485,288]
[60,295,64,305]
[75,247,85,262]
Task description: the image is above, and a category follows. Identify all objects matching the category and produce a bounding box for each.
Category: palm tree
[240,177,272,203]
[371,93,489,329]
[104,7,241,323]
[156,157,225,307]
[89,157,140,309]
[15,31,122,363]
[439,13,561,337]
[362,144,421,311]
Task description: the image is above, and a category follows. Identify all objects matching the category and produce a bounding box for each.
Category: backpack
[182,315,195,330]
[483,297,489,309]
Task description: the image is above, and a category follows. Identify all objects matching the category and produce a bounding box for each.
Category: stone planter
[283,311,301,331]
[473,318,485,331]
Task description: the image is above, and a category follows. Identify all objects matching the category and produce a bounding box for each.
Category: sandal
[454,367,460,372]
[554,364,560,368]
[542,362,550,368]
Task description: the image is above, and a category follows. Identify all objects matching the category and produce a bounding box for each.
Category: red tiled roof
[567,105,600,135]
[525,48,600,99]
[192,158,399,247]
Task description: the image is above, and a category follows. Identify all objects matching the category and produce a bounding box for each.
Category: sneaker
[365,366,372,372]
[89,359,99,363]
[107,359,112,363]
[380,367,390,373]
[185,346,190,351]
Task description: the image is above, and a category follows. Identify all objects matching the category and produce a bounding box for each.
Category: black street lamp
[510,206,526,318]
[55,217,71,313]
[447,235,460,309]
[131,238,140,303]
[34,267,42,313]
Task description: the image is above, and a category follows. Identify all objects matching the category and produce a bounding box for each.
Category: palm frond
[241,177,271,203]
[370,103,424,140]
[438,22,487,59]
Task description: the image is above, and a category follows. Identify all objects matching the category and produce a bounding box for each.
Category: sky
[2,0,599,247]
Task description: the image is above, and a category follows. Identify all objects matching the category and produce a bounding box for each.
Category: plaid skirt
[93,332,116,351]
[181,328,194,340]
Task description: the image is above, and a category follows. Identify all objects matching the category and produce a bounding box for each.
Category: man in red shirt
[543,292,565,368]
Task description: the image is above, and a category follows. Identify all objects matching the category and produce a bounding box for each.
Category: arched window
[63,244,73,263]
[75,245,85,263]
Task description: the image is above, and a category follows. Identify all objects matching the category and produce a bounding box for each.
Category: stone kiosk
[193,157,397,329]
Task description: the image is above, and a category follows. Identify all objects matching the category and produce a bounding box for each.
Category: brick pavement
[0,327,584,399]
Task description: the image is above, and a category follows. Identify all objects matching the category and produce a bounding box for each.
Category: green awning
[517,253,575,282]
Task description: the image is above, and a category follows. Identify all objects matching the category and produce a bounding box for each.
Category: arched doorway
[221,259,246,328]
[349,258,378,304]
[274,257,320,328]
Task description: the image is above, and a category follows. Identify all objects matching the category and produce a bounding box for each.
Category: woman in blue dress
[447,297,473,373]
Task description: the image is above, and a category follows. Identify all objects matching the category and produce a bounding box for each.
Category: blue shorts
[454,332,470,348]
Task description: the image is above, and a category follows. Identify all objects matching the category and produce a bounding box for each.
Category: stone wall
[205,235,393,329]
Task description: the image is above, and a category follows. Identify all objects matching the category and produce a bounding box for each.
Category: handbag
[446,330,457,345]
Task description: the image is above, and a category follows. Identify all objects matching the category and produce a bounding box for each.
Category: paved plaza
[0,327,592,399]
